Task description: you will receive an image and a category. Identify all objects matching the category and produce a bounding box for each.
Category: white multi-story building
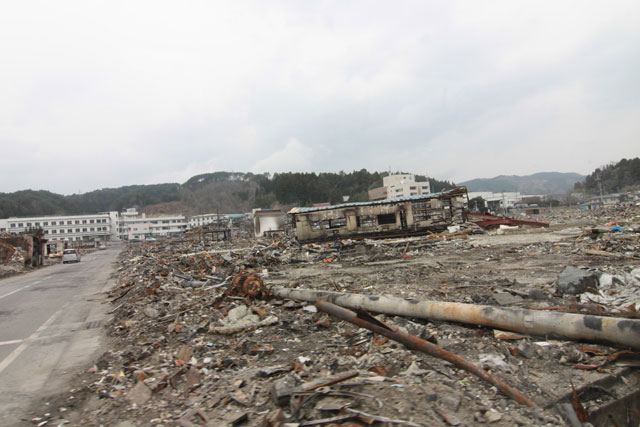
[0,212,119,242]
[188,213,224,229]
[128,222,152,240]
[384,174,431,198]
[118,208,188,240]
[369,173,431,200]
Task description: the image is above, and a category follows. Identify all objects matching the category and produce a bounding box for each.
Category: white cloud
[0,0,638,194]
[251,138,313,174]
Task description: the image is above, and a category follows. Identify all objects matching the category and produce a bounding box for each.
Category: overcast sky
[1,1,638,194]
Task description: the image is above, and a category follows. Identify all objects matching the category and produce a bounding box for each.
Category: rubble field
[26,207,640,426]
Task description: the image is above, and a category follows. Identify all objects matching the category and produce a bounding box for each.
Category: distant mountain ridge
[0,170,456,218]
[459,172,585,195]
[0,170,589,218]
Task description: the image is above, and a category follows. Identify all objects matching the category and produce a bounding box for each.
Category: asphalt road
[0,244,121,426]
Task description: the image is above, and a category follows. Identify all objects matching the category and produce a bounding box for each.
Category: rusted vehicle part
[298,370,359,393]
[465,212,549,228]
[272,287,640,350]
[231,272,268,299]
[315,300,536,407]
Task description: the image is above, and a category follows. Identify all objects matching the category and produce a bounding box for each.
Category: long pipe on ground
[271,287,640,350]
[315,300,536,407]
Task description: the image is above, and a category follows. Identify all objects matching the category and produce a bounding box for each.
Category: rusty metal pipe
[272,287,640,350]
[315,300,536,407]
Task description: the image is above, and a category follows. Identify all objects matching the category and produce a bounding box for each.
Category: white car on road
[62,249,81,264]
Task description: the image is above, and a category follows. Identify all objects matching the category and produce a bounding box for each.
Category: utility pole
[597,173,604,197]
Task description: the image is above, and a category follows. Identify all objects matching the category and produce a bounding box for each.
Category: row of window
[48,236,91,241]
[117,225,187,233]
[43,227,108,234]
[190,216,218,222]
[310,214,395,231]
[395,188,430,195]
[122,220,185,225]
[10,218,108,228]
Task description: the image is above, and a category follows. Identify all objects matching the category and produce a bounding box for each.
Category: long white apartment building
[118,208,188,240]
[0,212,119,242]
[188,213,224,229]
[0,208,226,242]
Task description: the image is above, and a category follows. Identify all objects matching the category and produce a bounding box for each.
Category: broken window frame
[321,216,347,229]
[411,201,430,222]
[377,213,396,225]
[357,215,376,228]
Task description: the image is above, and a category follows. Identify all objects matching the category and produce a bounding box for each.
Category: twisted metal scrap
[315,299,536,407]
[231,272,269,299]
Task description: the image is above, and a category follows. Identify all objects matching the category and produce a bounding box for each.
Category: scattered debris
[466,212,550,228]
[26,204,640,426]
[315,299,536,407]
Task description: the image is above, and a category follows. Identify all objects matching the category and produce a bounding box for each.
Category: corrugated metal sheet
[288,187,467,214]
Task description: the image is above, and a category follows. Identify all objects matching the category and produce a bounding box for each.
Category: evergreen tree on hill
[576,158,640,194]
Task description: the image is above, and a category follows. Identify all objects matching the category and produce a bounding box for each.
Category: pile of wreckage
[27,204,640,427]
[0,233,47,277]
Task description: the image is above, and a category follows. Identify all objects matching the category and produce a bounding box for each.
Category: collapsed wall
[0,234,47,276]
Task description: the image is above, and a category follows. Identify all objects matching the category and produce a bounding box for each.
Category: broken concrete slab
[126,381,152,406]
[556,266,600,295]
[492,291,524,305]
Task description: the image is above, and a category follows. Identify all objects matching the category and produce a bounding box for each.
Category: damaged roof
[288,187,468,214]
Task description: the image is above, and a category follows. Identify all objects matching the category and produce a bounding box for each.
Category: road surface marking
[0,310,61,375]
[0,339,24,346]
[0,284,32,301]
[0,279,44,300]
[0,324,83,347]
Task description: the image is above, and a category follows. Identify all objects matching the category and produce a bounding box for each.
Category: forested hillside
[0,170,456,217]
[0,184,181,218]
[574,157,640,194]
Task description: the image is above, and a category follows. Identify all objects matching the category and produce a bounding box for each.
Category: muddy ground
[25,206,640,426]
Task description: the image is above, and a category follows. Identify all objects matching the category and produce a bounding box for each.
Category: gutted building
[289,187,468,242]
[0,234,47,267]
[253,209,285,238]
